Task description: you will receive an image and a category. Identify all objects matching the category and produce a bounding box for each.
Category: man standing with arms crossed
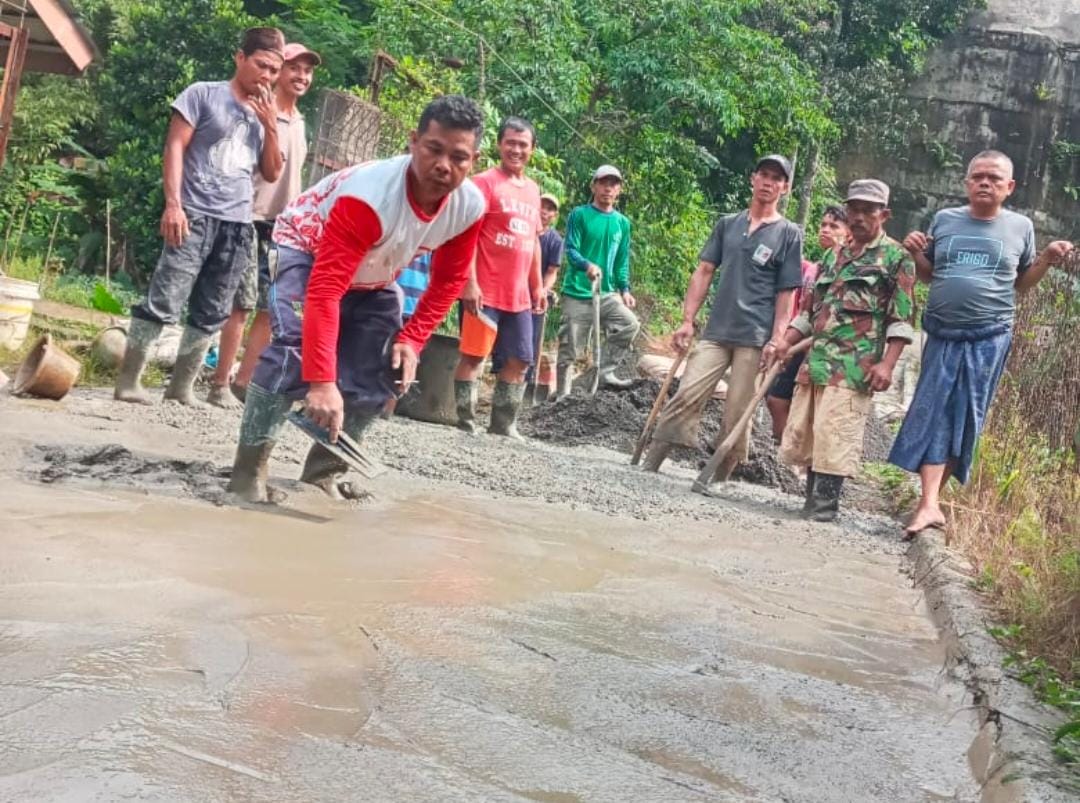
[227,95,486,503]
[890,150,1074,536]
[775,180,916,521]
[115,27,286,406]
[642,156,802,481]
[209,42,322,408]
[454,117,546,438]
[555,165,639,397]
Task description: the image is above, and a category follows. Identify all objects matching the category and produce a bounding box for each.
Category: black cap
[754,154,793,181]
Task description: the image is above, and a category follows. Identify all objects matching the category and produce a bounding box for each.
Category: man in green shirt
[555,164,640,397]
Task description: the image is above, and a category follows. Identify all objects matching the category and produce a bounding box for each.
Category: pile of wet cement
[520,380,803,495]
[34,443,232,505]
[520,379,895,496]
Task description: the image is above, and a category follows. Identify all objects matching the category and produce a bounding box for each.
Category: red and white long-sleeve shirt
[274,155,485,383]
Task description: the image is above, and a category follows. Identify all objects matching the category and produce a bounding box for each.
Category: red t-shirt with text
[472,167,541,312]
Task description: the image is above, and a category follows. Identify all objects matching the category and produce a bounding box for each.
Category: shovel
[588,275,602,396]
[630,340,691,466]
[286,410,387,479]
[691,337,811,494]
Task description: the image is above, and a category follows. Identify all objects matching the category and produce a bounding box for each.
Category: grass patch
[3,255,139,315]
[861,460,918,515]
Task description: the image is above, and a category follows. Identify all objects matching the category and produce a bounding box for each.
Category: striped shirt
[399,252,432,319]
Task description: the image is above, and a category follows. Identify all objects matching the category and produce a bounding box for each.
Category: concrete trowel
[286,411,387,479]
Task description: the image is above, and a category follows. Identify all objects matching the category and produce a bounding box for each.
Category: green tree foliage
[0,76,99,266]
[7,0,983,316]
[96,0,256,272]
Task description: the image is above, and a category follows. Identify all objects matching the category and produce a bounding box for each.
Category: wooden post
[0,23,30,170]
[105,199,112,289]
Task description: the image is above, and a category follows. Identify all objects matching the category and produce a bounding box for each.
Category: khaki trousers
[651,340,762,464]
[557,293,641,373]
[779,383,872,477]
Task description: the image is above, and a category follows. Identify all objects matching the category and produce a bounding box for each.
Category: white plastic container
[0,276,40,351]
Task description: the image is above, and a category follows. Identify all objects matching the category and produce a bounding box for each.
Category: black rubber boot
[114,317,163,404]
[164,326,213,406]
[488,380,525,439]
[800,470,817,517]
[455,379,478,433]
[300,409,376,501]
[641,441,672,473]
[229,383,292,502]
[228,441,283,503]
[554,365,573,400]
[809,472,844,522]
[598,368,634,390]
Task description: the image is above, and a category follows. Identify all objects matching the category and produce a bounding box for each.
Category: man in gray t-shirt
[116,27,286,408]
[643,155,803,480]
[890,149,1074,537]
[923,205,1035,329]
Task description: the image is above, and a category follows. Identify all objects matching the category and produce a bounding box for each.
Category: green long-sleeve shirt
[560,203,632,300]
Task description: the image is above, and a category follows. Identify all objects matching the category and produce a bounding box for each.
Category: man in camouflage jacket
[773,179,916,521]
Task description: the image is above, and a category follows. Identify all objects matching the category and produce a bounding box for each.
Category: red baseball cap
[283,43,321,66]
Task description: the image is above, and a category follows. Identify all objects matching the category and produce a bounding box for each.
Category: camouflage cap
[845,179,890,206]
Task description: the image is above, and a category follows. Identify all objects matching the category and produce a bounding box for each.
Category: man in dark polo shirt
[642,155,803,481]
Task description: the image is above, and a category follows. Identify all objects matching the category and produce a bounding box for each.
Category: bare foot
[207,383,243,409]
[903,506,947,540]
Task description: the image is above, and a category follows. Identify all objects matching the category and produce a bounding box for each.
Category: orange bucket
[459,309,498,357]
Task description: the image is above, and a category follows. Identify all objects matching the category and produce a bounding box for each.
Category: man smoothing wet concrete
[0,391,985,801]
[227,95,486,503]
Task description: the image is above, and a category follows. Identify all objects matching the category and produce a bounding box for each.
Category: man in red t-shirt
[227,95,486,503]
[453,117,546,439]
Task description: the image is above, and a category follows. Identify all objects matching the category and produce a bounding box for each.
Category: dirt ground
[0,388,983,801]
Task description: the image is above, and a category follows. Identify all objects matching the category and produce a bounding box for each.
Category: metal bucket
[394,333,460,425]
[13,333,81,400]
[0,276,40,351]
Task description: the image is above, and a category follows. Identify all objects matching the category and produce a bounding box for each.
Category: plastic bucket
[92,325,128,369]
[393,333,460,425]
[459,309,498,357]
[0,276,40,351]
[13,333,81,400]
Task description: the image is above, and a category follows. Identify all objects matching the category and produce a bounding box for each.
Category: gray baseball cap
[754,154,793,181]
[592,164,623,182]
[846,179,890,206]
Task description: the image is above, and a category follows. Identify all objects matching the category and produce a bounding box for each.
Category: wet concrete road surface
[0,487,981,801]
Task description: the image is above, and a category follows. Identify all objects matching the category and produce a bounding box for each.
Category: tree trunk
[795,142,820,230]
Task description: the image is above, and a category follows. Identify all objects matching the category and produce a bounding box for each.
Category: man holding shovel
[642,156,802,481]
[775,179,916,522]
[226,95,486,502]
[554,165,639,398]
[114,27,286,406]
[453,117,546,438]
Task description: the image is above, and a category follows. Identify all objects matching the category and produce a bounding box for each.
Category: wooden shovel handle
[631,342,691,465]
[691,337,812,492]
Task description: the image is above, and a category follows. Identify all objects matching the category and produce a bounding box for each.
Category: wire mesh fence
[306,89,384,186]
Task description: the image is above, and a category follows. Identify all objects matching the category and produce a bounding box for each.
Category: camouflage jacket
[790,231,916,393]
